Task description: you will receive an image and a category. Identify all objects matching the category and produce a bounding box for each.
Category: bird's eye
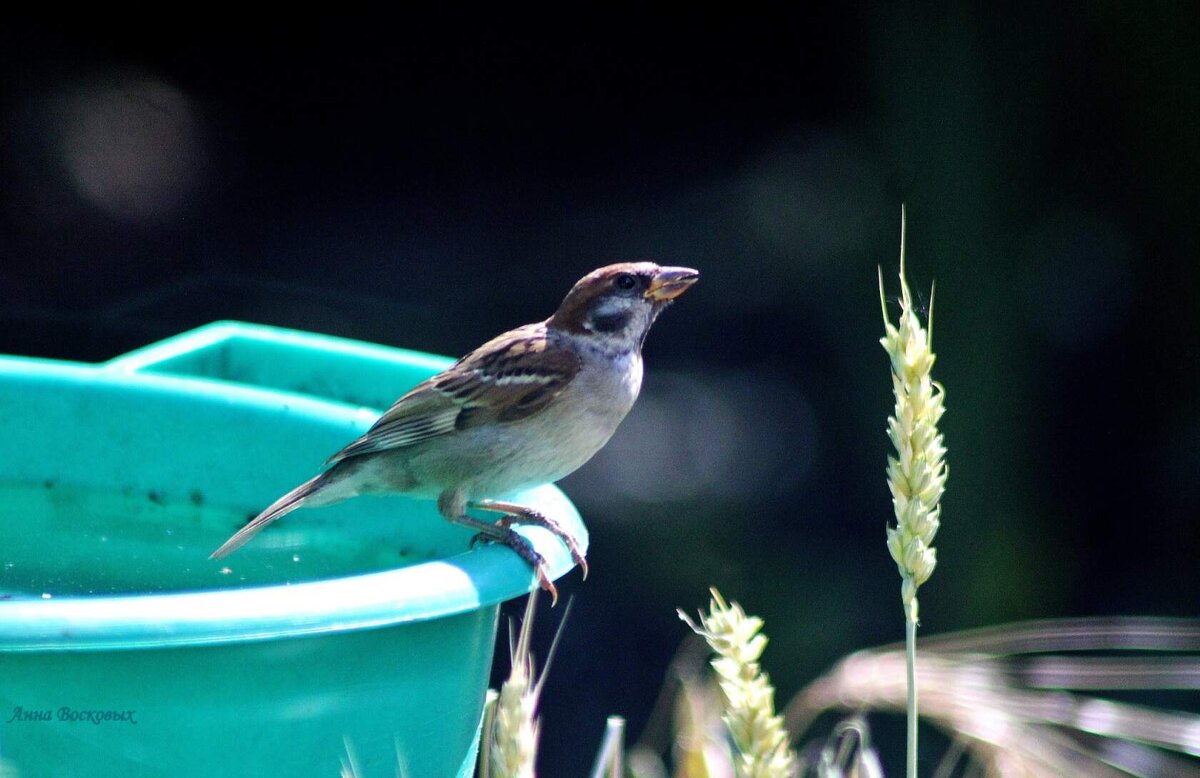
[614,273,638,291]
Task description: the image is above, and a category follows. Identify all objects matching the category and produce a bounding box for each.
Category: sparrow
[210,262,699,603]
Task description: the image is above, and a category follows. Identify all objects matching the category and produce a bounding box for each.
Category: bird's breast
[570,348,642,423]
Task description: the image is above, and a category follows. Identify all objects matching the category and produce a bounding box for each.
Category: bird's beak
[645,267,700,301]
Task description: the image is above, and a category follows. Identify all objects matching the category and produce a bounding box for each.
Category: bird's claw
[471,525,559,605]
[535,567,558,607]
[519,509,586,578]
[472,511,588,580]
[564,537,588,580]
[498,528,558,606]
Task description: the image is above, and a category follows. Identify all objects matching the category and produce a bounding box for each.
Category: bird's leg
[450,514,558,605]
[469,499,588,580]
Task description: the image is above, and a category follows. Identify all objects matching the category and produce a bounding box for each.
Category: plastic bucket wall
[0,323,586,777]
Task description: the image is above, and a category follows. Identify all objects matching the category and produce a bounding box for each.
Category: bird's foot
[461,518,558,605]
[469,500,589,580]
[492,528,558,605]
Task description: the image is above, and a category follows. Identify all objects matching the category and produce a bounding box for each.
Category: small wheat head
[680,588,797,778]
[880,210,947,619]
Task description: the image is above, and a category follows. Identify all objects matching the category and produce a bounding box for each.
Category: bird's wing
[325,324,581,465]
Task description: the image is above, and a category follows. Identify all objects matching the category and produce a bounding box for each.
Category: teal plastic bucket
[0,322,587,777]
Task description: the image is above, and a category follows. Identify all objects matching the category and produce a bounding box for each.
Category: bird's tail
[209,473,329,559]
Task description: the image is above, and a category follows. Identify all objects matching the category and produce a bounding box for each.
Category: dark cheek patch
[589,309,632,333]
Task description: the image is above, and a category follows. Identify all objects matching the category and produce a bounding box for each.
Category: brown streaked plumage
[210,262,699,603]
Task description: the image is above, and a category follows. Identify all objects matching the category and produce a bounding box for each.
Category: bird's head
[548,262,699,352]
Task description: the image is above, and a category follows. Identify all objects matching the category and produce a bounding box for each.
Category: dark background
[3,5,1198,774]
